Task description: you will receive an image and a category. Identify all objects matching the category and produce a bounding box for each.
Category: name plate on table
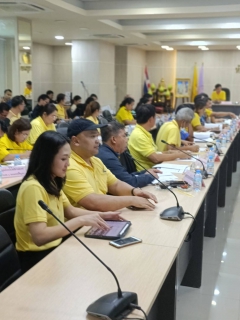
[184,170,205,187]
[2,165,26,178]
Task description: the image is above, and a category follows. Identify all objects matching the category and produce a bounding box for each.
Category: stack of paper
[151,163,189,184]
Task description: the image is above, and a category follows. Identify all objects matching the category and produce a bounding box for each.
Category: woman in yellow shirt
[211,84,226,102]
[56,93,68,120]
[84,101,100,125]
[28,103,57,145]
[116,97,136,125]
[0,118,32,162]
[14,130,123,273]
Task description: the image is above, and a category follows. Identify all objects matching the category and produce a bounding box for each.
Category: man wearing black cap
[63,118,157,211]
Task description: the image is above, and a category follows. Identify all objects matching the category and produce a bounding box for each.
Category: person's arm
[28,214,110,247]
[166,143,199,152]
[147,151,190,164]
[3,151,31,161]
[211,111,236,119]
[123,119,136,125]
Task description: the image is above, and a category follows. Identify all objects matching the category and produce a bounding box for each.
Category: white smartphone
[109,236,142,248]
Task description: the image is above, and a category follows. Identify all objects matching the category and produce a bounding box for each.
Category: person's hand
[133,188,158,203]
[177,152,191,159]
[189,145,199,152]
[229,112,237,119]
[79,214,110,230]
[130,197,156,210]
[181,140,194,146]
[22,151,31,158]
[145,168,162,178]
[99,212,126,221]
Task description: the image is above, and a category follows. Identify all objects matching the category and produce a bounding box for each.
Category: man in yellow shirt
[128,105,190,171]
[24,81,32,97]
[156,108,199,152]
[204,96,236,122]
[116,97,136,125]
[63,118,157,211]
[7,95,25,125]
[211,84,226,102]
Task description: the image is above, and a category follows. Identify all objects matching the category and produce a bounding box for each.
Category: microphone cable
[123,303,149,320]
[184,212,197,242]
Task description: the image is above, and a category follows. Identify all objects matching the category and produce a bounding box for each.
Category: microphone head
[38,200,48,211]
[161,140,167,144]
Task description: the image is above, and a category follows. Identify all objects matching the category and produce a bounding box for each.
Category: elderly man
[97,121,161,187]
[63,118,157,211]
[156,107,199,152]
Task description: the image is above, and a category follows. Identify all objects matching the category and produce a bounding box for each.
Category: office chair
[119,150,137,174]
[102,110,113,122]
[57,127,68,137]
[98,116,108,125]
[0,189,16,244]
[56,121,69,128]
[222,88,231,101]
[0,226,21,292]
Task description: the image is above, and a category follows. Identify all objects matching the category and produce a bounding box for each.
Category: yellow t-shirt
[56,104,66,120]
[14,176,70,252]
[86,116,100,132]
[24,87,32,97]
[191,112,201,131]
[8,109,21,125]
[0,134,33,162]
[156,120,181,152]
[28,116,56,145]
[63,151,118,208]
[128,124,158,171]
[205,108,213,117]
[116,107,134,124]
[211,91,226,101]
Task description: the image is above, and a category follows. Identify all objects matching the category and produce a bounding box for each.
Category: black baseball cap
[67,118,107,138]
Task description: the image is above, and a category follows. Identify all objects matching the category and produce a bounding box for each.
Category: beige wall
[176,50,240,103]
[32,43,72,104]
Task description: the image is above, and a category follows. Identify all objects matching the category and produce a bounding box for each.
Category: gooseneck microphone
[38,200,138,319]
[6,148,31,151]
[125,152,184,221]
[191,135,223,156]
[80,81,89,97]
[161,140,209,179]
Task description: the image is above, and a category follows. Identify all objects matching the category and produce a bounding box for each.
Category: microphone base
[200,169,208,179]
[87,291,138,320]
[160,206,184,221]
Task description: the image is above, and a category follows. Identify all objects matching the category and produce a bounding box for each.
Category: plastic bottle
[208,147,215,158]
[0,165,2,185]
[221,134,226,147]
[207,155,214,175]
[193,169,202,192]
[14,155,22,166]
[226,131,230,143]
[128,125,133,136]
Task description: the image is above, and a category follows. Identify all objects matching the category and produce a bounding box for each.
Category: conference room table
[0,131,239,320]
[212,103,240,115]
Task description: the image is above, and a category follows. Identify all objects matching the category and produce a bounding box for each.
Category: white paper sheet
[153,163,189,173]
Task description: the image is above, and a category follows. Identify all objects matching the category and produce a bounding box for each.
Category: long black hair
[23,131,69,197]
[119,97,135,109]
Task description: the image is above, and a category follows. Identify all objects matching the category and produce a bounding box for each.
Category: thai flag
[144,66,151,94]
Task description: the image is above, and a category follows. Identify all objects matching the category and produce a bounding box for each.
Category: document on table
[153,163,189,173]
[152,172,179,184]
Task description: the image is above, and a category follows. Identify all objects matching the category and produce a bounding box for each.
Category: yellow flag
[191,64,198,101]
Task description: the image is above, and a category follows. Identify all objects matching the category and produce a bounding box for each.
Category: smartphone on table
[109,236,142,248]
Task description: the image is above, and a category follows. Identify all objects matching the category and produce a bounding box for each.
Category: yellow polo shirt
[205,108,213,117]
[14,176,70,252]
[8,109,21,125]
[28,116,56,145]
[191,113,201,131]
[56,104,66,120]
[116,107,134,124]
[0,134,33,162]
[24,87,32,97]
[86,116,100,133]
[128,124,158,171]
[156,120,181,152]
[63,151,118,208]
[211,91,226,101]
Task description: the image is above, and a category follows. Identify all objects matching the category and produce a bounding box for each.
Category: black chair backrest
[119,150,137,174]
[57,127,68,137]
[0,226,21,292]
[0,189,16,244]
[222,88,230,101]
[56,121,69,128]
[102,110,113,122]
[98,116,108,125]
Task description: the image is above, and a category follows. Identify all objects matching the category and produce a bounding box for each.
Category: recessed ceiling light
[221,23,240,29]
[201,48,209,50]
[55,36,64,40]
[166,47,174,51]
[79,28,88,30]
[65,42,72,46]
[211,301,217,306]
[214,289,220,295]
[190,41,208,46]
[236,46,240,50]
[23,46,30,50]
[161,45,169,49]
[229,34,240,39]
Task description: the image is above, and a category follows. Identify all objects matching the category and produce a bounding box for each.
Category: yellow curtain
[191,64,198,101]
